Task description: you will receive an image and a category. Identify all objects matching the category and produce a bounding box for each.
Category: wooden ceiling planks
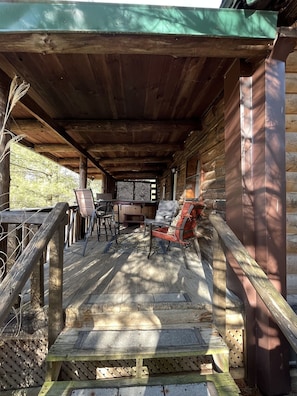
[101,54,127,119]
[0,2,282,180]
[8,51,228,123]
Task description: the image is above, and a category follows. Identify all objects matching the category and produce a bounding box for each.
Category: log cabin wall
[286,50,297,296]
[164,97,225,214]
[161,97,226,262]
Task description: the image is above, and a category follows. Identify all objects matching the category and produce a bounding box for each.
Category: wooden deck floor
[60,226,214,313]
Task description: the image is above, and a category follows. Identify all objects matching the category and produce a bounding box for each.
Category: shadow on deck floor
[61,226,214,312]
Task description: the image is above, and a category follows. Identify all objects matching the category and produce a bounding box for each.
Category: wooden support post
[15,226,22,261]
[105,174,116,196]
[135,357,143,378]
[79,155,88,238]
[79,155,87,189]
[48,223,64,348]
[251,58,290,396]
[45,361,62,382]
[225,58,290,395]
[225,61,257,386]
[31,249,45,309]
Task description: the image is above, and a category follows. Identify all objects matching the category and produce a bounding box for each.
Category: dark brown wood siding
[286,51,297,295]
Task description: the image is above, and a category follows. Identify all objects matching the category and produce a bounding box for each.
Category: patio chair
[147,201,205,267]
[74,188,100,255]
[74,188,115,255]
[96,199,117,241]
[143,200,179,236]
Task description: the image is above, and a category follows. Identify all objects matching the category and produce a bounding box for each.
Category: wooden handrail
[210,213,297,354]
[0,210,49,224]
[0,202,68,345]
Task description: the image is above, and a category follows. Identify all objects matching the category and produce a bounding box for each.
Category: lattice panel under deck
[0,337,47,390]
[59,356,213,381]
[226,329,244,368]
[0,330,244,390]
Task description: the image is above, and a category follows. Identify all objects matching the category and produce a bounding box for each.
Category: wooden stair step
[71,292,198,308]
[65,292,213,329]
[46,325,229,379]
[40,372,240,396]
[65,305,212,329]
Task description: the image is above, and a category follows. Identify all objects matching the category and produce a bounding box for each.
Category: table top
[96,199,157,205]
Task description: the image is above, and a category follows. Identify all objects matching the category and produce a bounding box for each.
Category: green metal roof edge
[0,2,278,39]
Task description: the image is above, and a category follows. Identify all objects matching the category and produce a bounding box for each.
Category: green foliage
[10,143,102,209]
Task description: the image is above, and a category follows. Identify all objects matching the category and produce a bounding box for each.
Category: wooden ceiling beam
[71,167,103,175]
[35,144,76,153]
[19,96,112,176]
[15,97,113,177]
[0,34,274,59]
[62,119,201,133]
[35,143,180,153]
[11,118,200,135]
[58,158,80,165]
[100,157,170,165]
[90,143,181,153]
[0,68,112,178]
[105,164,165,172]
[269,32,296,61]
[113,172,160,180]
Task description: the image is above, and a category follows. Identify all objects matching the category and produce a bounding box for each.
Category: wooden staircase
[39,293,240,395]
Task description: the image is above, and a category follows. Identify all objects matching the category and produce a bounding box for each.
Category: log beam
[12,119,200,135]
[100,157,170,165]
[105,164,166,172]
[35,143,181,153]
[35,144,76,153]
[61,119,201,134]
[113,172,160,179]
[89,144,182,153]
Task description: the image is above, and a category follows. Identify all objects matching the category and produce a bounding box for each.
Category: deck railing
[0,202,70,346]
[209,213,297,354]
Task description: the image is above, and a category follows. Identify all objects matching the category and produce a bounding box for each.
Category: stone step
[40,372,240,396]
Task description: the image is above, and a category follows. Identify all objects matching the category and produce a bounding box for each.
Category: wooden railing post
[31,250,45,309]
[0,203,69,331]
[48,222,65,347]
[212,229,227,339]
[64,207,79,247]
[30,224,44,309]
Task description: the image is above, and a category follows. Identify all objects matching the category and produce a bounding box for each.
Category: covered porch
[1,1,297,395]
[0,204,290,395]
[21,221,244,395]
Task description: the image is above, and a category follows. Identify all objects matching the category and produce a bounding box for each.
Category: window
[116,180,156,201]
[185,156,200,200]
